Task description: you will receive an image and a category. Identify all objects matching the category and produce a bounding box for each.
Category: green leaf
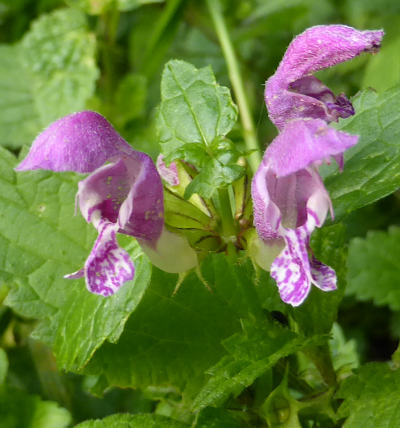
[192,319,321,411]
[83,255,265,396]
[0,387,71,428]
[157,59,238,161]
[291,224,347,335]
[184,159,244,199]
[112,73,147,127]
[337,363,400,427]
[1,147,152,371]
[75,413,188,428]
[324,85,400,218]
[195,407,247,428]
[0,8,98,148]
[347,226,400,310]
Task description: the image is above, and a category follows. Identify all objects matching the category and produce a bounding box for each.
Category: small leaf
[347,226,400,310]
[158,59,237,160]
[337,363,400,427]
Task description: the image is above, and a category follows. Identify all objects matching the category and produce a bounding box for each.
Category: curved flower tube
[16,111,197,296]
[253,25,384,306]
[265,25,384,130]
[252,119,358,306]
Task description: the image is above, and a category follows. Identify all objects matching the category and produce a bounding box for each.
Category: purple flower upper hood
[265,25,383,130]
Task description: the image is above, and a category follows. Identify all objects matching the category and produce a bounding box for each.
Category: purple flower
[252,119,357,306]
[252,25,383,306]
[265,25,384,130]
[17,111,197,296]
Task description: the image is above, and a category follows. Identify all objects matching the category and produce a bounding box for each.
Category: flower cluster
[17,111,197,296]
[251,25,383,306]
[16,25,384,307]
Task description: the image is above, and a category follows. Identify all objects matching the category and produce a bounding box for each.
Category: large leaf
[324,85,400,218]
[347,226,400,310]
[337,363,400,427]
[1,147,152,371]
[0,8,98,148]
[192,319,321,411]
[83,255,265,396]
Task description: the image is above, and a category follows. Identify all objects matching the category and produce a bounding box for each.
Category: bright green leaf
[0,8,98,148]
[337,363,400,427]
[157,59,238,161]
[347,226,400,310]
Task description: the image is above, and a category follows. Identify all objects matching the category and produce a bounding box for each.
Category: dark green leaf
[192,319,321,411]
[75,413,188,428]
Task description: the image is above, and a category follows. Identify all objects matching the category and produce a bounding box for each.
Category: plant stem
[218,187,237,239]
[206,0,261,172]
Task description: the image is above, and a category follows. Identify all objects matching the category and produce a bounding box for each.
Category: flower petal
[271,208,336,306]
[252,154,332,242]
[16,111,134,173]
[310,256,337,291]
[77,152,164,244]
[270,225,312,306]
[265,25,384,128]
[84,220,135,296]
[156,154,180,186]
[266,119,358,177]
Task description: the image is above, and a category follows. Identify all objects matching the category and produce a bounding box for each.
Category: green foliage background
[1,0,400,427]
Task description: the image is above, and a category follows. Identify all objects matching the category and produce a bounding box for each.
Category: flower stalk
[206,0,261,172]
